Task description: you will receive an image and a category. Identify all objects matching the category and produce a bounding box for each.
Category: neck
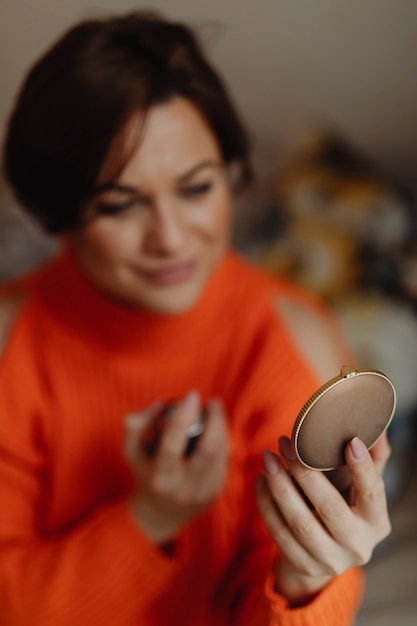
[35,246,235,353]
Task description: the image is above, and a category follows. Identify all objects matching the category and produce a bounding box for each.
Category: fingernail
[351,437,367,461]
[279,437,296,461]
[262,450,280,476]
[125,413,142,429]
[208,397,222,411]
[184,390,199,411]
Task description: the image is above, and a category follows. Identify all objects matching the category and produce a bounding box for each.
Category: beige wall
[1,0,417,193]
[1,9,417,624]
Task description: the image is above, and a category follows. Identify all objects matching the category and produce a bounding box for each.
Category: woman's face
[67,97,233,314]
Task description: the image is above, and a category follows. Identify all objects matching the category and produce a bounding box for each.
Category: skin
[66,96,391,605]
[67,97,232,315]
[125,393,230,544]
[67,96,233,539]
[257,435,391,605]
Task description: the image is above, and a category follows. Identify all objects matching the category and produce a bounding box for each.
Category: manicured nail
[262,450,280,476]
[279,437,296,461]
[184,390,199,411]
[125,413,142,429]
[351,437,366,461]
[208,397,222,411]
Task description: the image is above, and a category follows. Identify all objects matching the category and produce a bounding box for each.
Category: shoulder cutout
[275,295,355,384]
[0,294,25,360]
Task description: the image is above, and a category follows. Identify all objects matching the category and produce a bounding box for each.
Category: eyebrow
[93,160,223,196]
[177,160,223,183]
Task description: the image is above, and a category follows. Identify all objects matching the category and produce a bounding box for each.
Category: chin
[143,292,201,316]
[125,282,204,315]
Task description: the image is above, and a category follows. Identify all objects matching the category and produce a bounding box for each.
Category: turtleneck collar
[34,246,238,353]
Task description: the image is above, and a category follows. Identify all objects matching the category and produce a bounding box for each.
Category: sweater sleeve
[222,301,364,626]
[218,538,363,626]
[264,567,364,626]
[0,363,179,625]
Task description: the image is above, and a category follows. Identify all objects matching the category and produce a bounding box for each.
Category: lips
[138,259,197,285]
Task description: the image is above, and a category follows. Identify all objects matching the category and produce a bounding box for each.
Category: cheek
[198,189,232,238]
[79,222,139,263]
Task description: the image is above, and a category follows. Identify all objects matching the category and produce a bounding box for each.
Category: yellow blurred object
[258,130,412,302]
[260,218,359,300]
[252,130,417,502]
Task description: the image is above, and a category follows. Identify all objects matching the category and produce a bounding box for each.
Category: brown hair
[3,11,252,233]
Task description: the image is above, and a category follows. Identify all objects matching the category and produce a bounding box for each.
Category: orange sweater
[0,250,363,625]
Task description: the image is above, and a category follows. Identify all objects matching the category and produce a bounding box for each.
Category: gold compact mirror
[292,366,397,473]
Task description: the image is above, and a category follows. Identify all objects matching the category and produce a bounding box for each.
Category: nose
[144,201,187,255]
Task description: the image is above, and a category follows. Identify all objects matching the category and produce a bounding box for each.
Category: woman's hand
[124,391,230,544]
[256,433,392,606]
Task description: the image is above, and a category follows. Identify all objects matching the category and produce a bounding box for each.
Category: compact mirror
[292,366,397,473]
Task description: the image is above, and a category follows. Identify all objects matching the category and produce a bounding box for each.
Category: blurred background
[1,1,416,624]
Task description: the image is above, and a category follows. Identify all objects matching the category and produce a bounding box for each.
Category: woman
[0,11,390,625]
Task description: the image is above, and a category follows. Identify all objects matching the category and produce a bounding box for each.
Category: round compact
[292,366,397,472]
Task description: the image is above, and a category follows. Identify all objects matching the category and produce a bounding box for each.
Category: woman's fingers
[155,391,201,471]
[368,432,391,476]
[124,394,230,543]
[124,400,164,463]
[172,399,229,506]
[257,434,393,603]
[256,471,327,576]
[150,394,229,501]
[345,437,391,536]
[259,449,352,574]
[278,435,391,557]
[188,399,227,461]
[278,437,354,528]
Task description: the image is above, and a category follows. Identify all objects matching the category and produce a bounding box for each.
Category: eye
[95,198,146,216]
[180,182,213,198]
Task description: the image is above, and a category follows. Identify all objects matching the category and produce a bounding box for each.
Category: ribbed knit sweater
[0,250,363,625]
